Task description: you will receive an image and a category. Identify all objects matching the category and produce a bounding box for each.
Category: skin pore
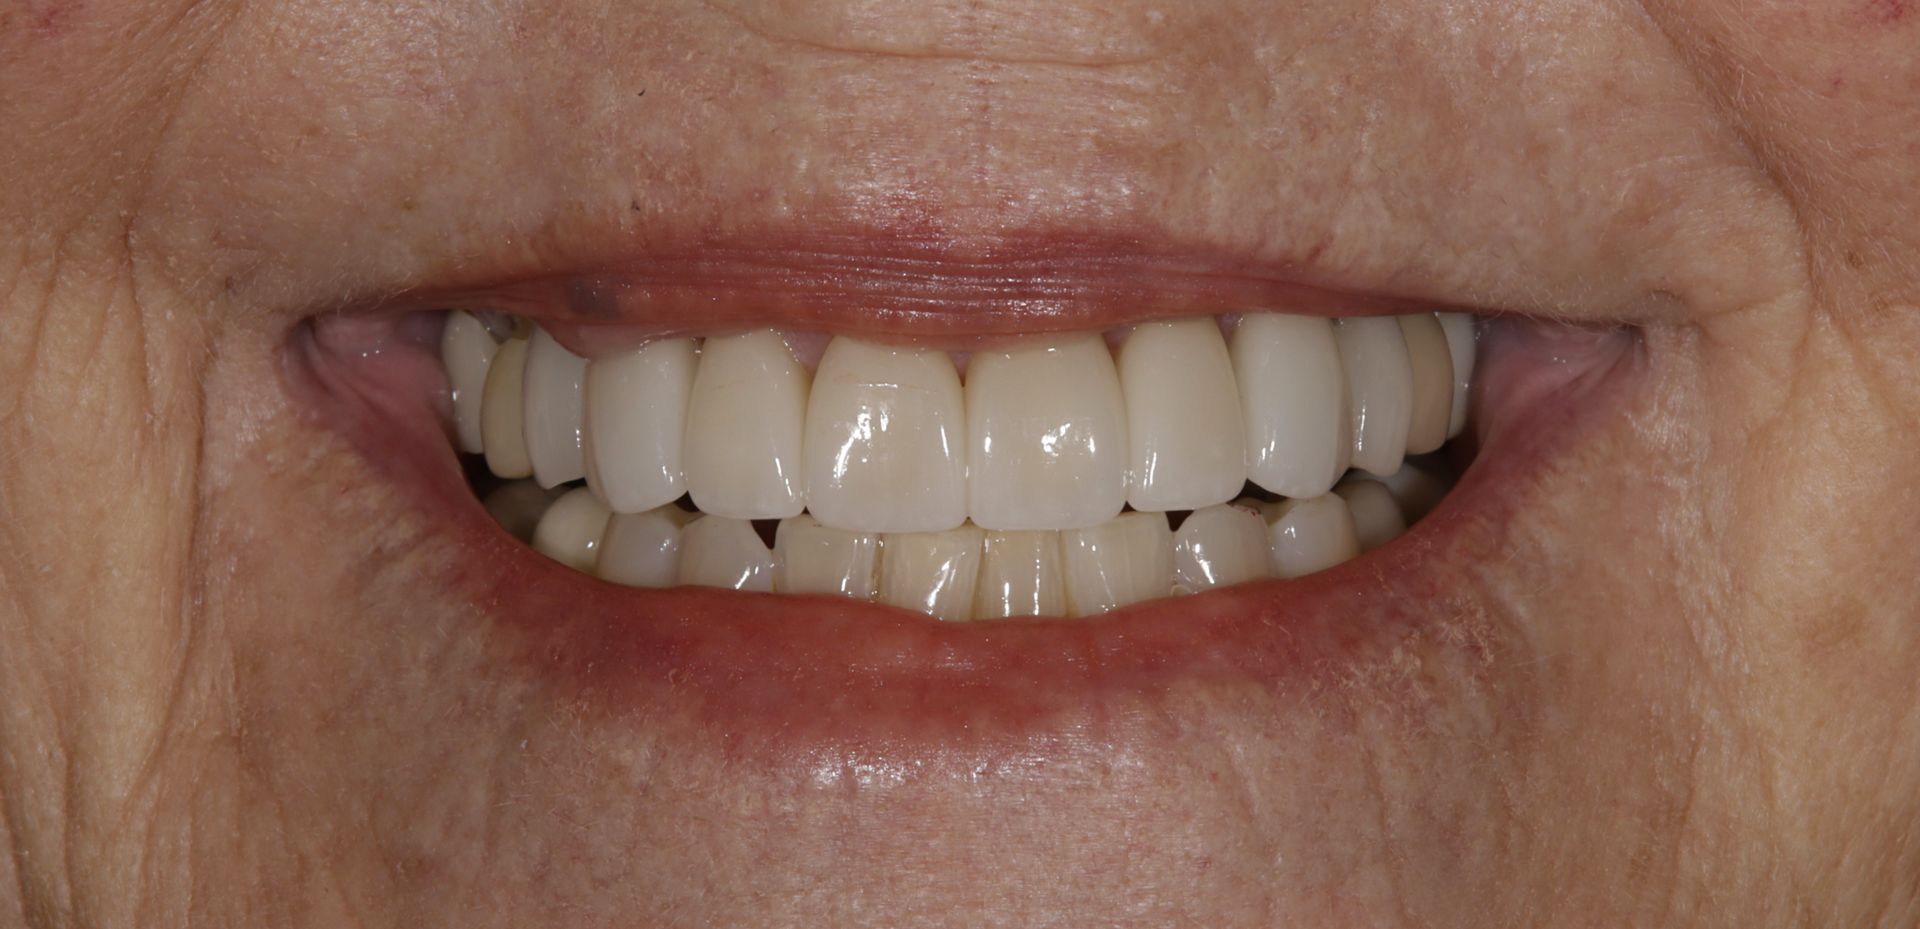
[2,0,1918,925]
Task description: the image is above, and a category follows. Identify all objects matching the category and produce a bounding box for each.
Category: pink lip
[291,254,1639,765]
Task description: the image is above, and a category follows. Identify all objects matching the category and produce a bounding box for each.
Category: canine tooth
[1231,314,1350,499]
[1397,314,1455,455]
[1334,479,1408,552]
[530,487,613,573]
[1266,494,1361,579]
[442,311,499,454]
[1172,503,1271,592]
[483,480,566,543]
[1335,317,1415,476]
[523,327,590,488]
[684,330,810,520]
[1059,511,1175,617]
[973,530,1067,619]
[481,336,534,479]
[772,515,880,598]
[966,334,1128,531]
[596,506,687,587]
[878,524,985,621]
[803,337,968,533]
[1118,319,1247,511]
[583,338,698,513]
[1436,313,1476,438]
[676,515,775,592]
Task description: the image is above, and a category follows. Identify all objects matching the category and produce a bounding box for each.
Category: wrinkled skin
[2,0,1919,926]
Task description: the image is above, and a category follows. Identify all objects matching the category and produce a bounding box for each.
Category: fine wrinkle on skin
[697,0,1167,70]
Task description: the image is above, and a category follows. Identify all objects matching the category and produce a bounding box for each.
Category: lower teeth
[449,309,1473,620]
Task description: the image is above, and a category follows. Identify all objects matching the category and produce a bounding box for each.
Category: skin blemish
[31,1,76,37]
[1858,0,1909,24]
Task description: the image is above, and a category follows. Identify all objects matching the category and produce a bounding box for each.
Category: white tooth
[583,337,698,513]
[1230,314,1350,499]
[771,514,880,598]
[1356,460,1452,523]
[523,327,589,488]
[1265,494,1361,579]
[1334,479,1408,552]
[1059,511,1175,617]
[1117,319,1247,512]
[481,336,534,479]
[966,334,1128,531]
[878,524,985,621]
[483,480,566,542]
[675,515,775,592]
[1436,313,1476,439]
[441,311,499,454]
[683,330,810,520]
[596,506,688,587]
[803,337,967,533]
[972,530,1067,619]
[1335,317,1415,477]
[530,487,613,573]
[1397,314,1455,455]
[1172,503,1271,593]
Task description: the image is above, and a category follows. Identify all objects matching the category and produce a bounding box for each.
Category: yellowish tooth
[583,337,698,514]
[965,334,1128,531]
[483,480,566,543]
[441,311,499,454]
[1172,503,1271,592]
[1356,460,1452,523]
[1397,314,1455,456]
[972,530,1067,619]
[1334,479,1408,552]
[596,505,687,588]
[1335,317,1415,477]
[1437,313,1476,439]
[1230,314,1351,499]
[523,327,590,488]
[530,487,613,573]
[481,336,534,479]
[1059,511,1175,617]
[1265,494,1361,579]
[878,524,985,621]
[676,516,775,592]
[1117,318,1248,512]
[772,515,880,598]
[803,337,968,533]
[683,330,811,520]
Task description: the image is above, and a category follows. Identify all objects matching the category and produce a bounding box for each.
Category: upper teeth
[445,309,1476,618]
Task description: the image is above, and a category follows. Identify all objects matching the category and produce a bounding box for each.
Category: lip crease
[290,255,1640,762]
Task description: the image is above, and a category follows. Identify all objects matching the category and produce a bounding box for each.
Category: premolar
[522,327,589,488]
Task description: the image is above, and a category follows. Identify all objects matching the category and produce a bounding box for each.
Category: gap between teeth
[443,310,1475,620]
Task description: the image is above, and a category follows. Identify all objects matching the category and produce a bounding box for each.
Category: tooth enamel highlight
[481,336,535,479]
[1118,319,1247,512]
[878,524,985,621]
[803,337,968,533]
[1265,494,1362,579]
[1334,479,1408,552]
[772,515,880,598]
[1397,314,1455,456]
[1437,313,1476,439]
[441,311,499,454]
[583,338,698,513]
[1172,503,1271,593]
[683,330,811,520]
[966,334,1128,531]
[972,530,1067,619]
[483,480,566,543]
[1059,511,1175,617]
[1335,317,1415,477]
[523,327,590,488]
[1231,314,1351,499]
[596,505,690,587]
[530,487,613,573]
[676,515,775,591]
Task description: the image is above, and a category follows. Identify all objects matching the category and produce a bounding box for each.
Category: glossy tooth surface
[596,506,689,588]
[803,337,967,533]
[683,330,811,520]
[966,334,1128,531]
[1437,313,1477,438]
[1359,460,1452,523]
[676,515,775,592]
[1335,479,1409,552]
[1118,319,1247,511]
[523,327,590,488]
[483,480,565,543]
[1336,317,1415,477]
[1172,503,1271,593]
[1397,314,1455,455]
[1231,314,1350,499]
[583,338,698,513]
[441,311,498,454]
[878,524,985,621]
[772,515,880,598]
[481,336,534,479]
[1266,494,1361,579]
[972,530,1067,619]
[530,487,612,573]
[1059,511,1175,617]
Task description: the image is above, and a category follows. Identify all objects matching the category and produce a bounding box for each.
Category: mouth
[291,248,1638,751]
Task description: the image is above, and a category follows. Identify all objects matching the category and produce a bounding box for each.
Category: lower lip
[291,315,1637,760]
